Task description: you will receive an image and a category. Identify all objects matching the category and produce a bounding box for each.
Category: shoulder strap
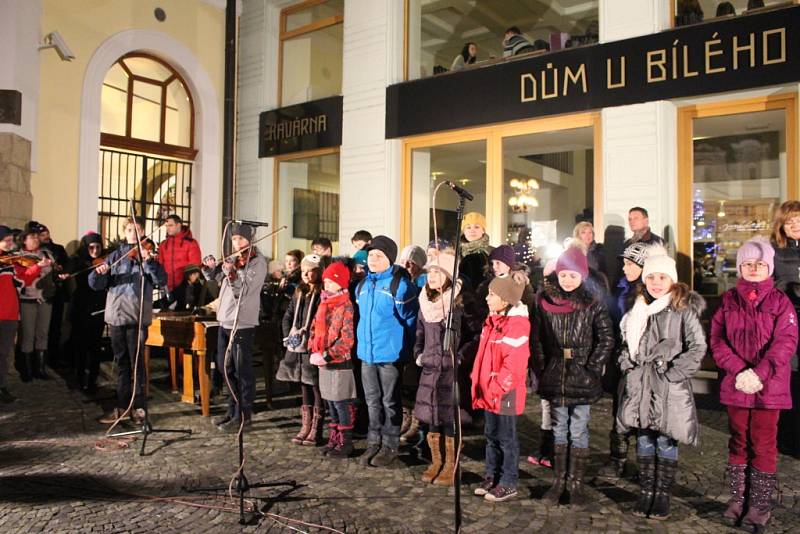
[301,291,318,329]
[390,266,410,298]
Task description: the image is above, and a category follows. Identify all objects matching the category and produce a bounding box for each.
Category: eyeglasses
[741,261,769,271]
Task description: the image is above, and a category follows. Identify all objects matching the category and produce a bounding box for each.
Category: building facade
[0,0,227,253]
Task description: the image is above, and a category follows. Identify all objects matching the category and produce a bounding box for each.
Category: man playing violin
[0,225,51,401]
[90,217,167,425]
[213,223,267,432]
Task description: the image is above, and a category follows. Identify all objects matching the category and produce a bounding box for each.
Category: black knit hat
[230,223,253,242]
[366,235,398,265]
[0,225,12,240]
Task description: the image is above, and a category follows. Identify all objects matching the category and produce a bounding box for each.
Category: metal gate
[97,148,193,245]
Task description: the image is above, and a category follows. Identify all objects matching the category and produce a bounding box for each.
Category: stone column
[0,133,33,228]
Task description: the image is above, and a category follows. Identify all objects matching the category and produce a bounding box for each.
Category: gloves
[310,352,327,366]
[735,369,763,394]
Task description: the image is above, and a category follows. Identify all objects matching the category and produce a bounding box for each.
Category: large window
[406,0,598,80]
[403,113,601,264]
[674,0,790,27]
[280,0,344,105]
[678,94,797,296]
[275,150,341,256]
[100,53,195,159]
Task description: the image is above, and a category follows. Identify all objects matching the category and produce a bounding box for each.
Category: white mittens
[735,369,763,394]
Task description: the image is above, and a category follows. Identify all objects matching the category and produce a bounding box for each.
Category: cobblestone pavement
[1,360,798,534]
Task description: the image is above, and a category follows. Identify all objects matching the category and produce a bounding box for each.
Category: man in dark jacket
[624,207,664,248]
[158,214,202,294]
[90,217,167,424]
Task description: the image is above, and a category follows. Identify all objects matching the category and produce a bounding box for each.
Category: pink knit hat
[555,246,589,279]
[736,236,775,276]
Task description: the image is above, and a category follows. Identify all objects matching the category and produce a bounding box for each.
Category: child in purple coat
[711,237,798,530]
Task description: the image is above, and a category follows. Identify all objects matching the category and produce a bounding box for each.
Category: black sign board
[387,6,800,138]
[258,96,342,157]
[0,90,22,125]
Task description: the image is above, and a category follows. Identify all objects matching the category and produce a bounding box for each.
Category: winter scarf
[624,292,672,361]
[461,233,491,257]
[310,289,349,354]
[419,281,461,323]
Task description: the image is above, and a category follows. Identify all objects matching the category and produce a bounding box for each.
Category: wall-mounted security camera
[38,31,75,61]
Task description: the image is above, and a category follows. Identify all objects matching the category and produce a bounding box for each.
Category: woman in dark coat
[413,252,463,486]
[770,200,800,459]
[459,212,493,290]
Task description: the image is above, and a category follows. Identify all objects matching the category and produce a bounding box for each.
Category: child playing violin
[89,217,167,425]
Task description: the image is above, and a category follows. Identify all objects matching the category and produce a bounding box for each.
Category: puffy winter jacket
[772,239,800,370]
[355,265,418,364]
[0,259,41,321]
[616,289,707,446]
[470,303,530,416]
[711,278,797,410]
[88,245,167,327]
[158,226,202,291]
[532,278,614,406]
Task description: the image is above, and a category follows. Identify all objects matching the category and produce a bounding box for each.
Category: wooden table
[144,312,218,417]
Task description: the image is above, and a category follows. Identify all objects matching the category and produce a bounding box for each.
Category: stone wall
[0,133,33,229]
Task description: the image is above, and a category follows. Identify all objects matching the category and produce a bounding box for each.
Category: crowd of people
[1,202,800,530]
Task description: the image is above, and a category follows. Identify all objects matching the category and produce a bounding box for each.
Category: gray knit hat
[488,271,527,306]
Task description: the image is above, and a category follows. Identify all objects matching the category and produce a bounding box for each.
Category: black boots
[543,443,569,502]
[18,352,33,382]
[598,430,630,478]
[566,447,591,506]
[650,458,677,520]
[32,350,50,380]
[633,455,656,517]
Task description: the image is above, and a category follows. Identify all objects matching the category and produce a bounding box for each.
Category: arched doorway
[97,53,197,245]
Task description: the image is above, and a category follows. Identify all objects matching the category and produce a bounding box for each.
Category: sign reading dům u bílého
[0,90,22,125]
[258,96,342,157]
[386,5,799,138]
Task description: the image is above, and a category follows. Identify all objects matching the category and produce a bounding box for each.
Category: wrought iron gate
[97,148,193,245]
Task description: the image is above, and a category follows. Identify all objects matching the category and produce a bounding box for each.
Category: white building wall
[599,0,676,247]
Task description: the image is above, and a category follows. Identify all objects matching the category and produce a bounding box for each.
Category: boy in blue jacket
[356,235,418,467]
[90,217,167,424]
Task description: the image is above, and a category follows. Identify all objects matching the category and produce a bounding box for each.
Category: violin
[126,239,156,261]
[0,252,43,268]
[225,248,257,281]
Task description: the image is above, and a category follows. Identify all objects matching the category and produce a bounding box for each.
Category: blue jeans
[552,404,591,448]
[637,430,679,460]
[361,362,403,449]
[484,412,519,488]
[327,399,355,430]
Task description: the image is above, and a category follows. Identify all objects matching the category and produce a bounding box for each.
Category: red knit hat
[555,246,589,279]
[322,261,350,289]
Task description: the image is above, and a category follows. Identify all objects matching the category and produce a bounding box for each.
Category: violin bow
[220,225,288,263]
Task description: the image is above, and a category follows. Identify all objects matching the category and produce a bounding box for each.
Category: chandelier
[508,178,539,213]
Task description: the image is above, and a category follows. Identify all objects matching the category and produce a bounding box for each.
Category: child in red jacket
[470,271,530,502]
[309,262,356,458]
[711,237,797,530]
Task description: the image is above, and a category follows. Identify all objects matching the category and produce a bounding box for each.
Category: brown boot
[421,432,443,483]
[433,436,459,486]
[302,406,325,446]
[292,405,312,444]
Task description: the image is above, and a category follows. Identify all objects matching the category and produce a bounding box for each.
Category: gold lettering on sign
[541,63,558,99]
[520,73,537,102]
[763,28,786,65]
[683,45,699,77]
[733,33,755,70]
[705,32,726,74]
[606,56,626,89]
[647,50,667,82]
[563,64,587,96]
[264,113,328,141]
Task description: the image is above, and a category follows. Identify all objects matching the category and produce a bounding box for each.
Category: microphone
[444,180,474,201]
[231,219,270,227]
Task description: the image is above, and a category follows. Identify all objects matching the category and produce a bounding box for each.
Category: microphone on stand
[444,180,474,201]
[231,219,270,227]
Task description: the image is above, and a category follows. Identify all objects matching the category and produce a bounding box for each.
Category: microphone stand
[443,191,470,534]
[107,203,192,455]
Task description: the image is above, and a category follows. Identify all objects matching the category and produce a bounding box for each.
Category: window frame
[278,0,345,106]
[100,52,197,160]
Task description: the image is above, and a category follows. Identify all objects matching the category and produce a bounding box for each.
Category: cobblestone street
[1,360,798,534]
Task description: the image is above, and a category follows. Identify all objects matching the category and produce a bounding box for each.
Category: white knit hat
[641,244,678,283]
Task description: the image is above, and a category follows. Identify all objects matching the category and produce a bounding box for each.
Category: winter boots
[18,352,33,382]
[433,436,460,486]
[742,468,777,531]
[400,414,421,445]
[421,432,443,482]
[723,463,747,525]
[301,406,325,446]
[598,430,630,478]
[292,405,313,444]
[327,426,354,459]
[566,447,591,506]
[650,458,677,520]
[527,428,554,468]
[633,455,656,517]
[542,443,569,502]
[32,350,49,380]
[321,424,340,455]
